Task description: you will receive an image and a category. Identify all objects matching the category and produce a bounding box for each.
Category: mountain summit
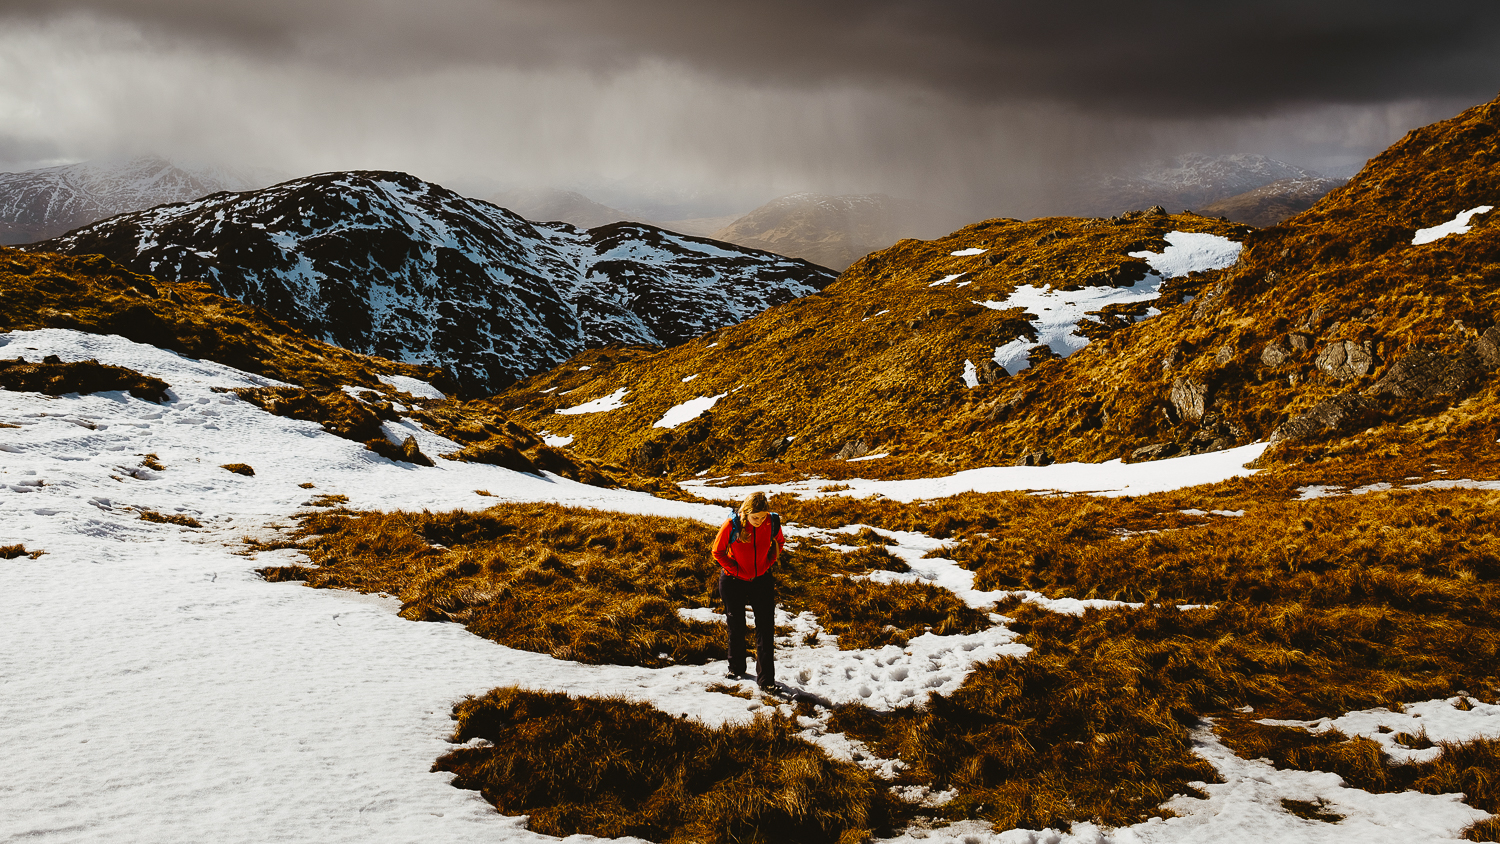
[30,171,834,394]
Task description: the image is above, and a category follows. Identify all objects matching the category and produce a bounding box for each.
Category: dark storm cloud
[5,0,1500,115]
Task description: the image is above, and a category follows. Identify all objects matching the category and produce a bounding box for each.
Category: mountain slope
[494,96,1500,481]
[0,156,274,245]
[29,171,834,395]
[709,193,953,271]
[1070,154,1322,217]
[1200,176,1347,227]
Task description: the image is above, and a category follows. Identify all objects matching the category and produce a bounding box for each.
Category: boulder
[837,438,872,460]
[1315,339,1375,380]
[1014,450,1055,467]
[1271,393,1374,443]
[1370,347,1487,399]
[1288,333,1313,352]
[1260,342,1290,368]
[1129,442,1180,462]
[1169,376,1211,423]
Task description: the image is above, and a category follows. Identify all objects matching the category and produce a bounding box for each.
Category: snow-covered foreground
[2,329,1493,843]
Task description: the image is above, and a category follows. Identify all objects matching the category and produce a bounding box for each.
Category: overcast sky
[1,0,1497,219]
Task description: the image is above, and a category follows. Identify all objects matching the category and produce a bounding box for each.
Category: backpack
[728,510,780,545]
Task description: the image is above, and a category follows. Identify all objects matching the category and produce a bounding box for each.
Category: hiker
[712,491,784,689]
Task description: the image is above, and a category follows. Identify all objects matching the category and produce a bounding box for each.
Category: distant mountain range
[1200,176,1348,227]
[0,156,278,245]
[28,170,834,395]
[1066,153,1338,219]
[704,193,956,271]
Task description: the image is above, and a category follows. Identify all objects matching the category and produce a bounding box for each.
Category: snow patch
[378,374,446,400]
[653,393,728,429]
[950,247,988,256]
[1413,206,1493,245]
[555,387,628,415]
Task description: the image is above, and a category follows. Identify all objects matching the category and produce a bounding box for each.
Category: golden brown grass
[138,509,203,528]
[220,463,255,476]
[1,355,169,402]
[815,484,1500,833]
[258,502,992,665]
[434,687,905,843]
[1,544,45,560]
[1219,718,1500,840]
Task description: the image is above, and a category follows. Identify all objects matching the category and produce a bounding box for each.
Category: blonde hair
[739,491,771,516]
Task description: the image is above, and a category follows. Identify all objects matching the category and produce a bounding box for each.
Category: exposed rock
[837,438,872,460]
[1185,416,1246,454]
[1215,345,1236,366]
[1169,376,1211,423]
[1014,450,1055,467]
[977,360,1008,384]
[1288,333,1313,352]
[1129,442,1180,462]
[1472,326,1500,368]
[1370,346,1488,399]
[1270,394,1374,443]
[1260,342,1290,368]
[1080,258,1150,288]
[1315,340,1375,380]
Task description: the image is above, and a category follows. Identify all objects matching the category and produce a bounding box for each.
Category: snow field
[2,328,1493,843]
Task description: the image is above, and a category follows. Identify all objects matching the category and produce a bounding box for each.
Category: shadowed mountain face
[1200,177,1348,228]
[493,95,1500,479]
[0,156,274,246]
[1068,154,1325,217]
[29,171,834,395]
[709,193,954,271]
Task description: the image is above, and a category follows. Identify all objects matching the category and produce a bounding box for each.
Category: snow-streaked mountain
[488,187,640,229]
[1071,154,1324,217]
[29,171,834,394]
[1199,176,1347,227]
[709,193,955,271]
[0,156,278,245]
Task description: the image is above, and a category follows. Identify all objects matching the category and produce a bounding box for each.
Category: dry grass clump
[1,356,169,402]
[815,484,1500,831]
[2,544,45,559]
[138,509,203,528]
[231,386,434,466]
[260,502,991,664]
[220,463,254,476]
[434,687,902,844]
[1218,718,1500,840]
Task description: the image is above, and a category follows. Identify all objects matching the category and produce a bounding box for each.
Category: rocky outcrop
[1169,376,1211,423]
[1271,327,1500,443]
[1315,340,1375,380]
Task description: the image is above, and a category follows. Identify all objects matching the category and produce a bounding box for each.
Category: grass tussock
[433,687,903,844]
[1,544,45,560]
[1,356,169,402]
[1219,718,1500,840]
[138,508,203,528]
[220,463,254,476]
[817,484,1500,831]
[258,502,991,666]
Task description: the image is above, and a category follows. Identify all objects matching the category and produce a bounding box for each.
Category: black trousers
[719,572,776,685]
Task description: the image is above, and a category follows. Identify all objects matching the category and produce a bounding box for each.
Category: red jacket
[712,516,784,580]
